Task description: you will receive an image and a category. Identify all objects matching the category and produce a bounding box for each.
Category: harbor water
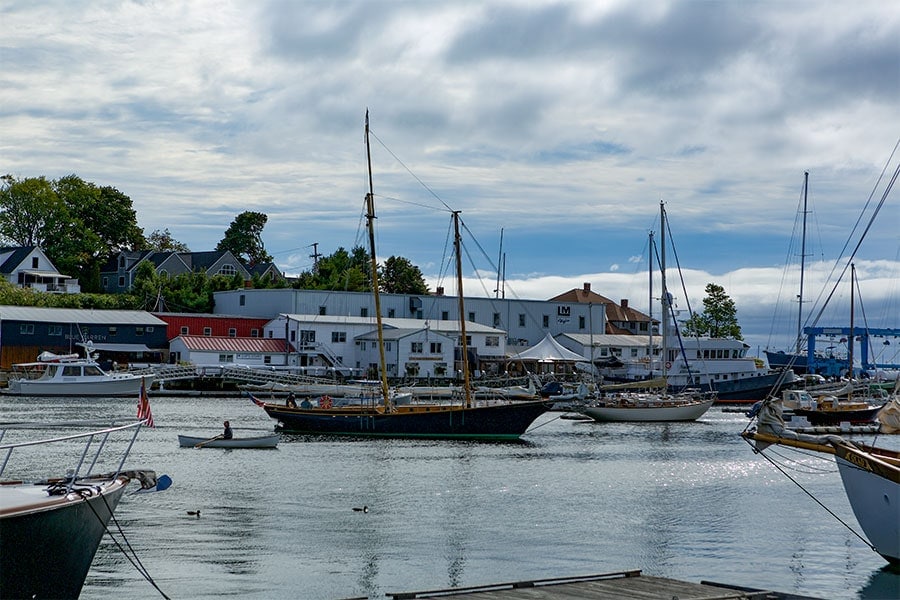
[1,394,898,600]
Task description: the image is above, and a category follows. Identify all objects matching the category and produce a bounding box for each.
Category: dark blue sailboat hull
[263,400,552,441]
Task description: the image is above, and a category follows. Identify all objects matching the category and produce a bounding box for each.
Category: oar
[195,435,223,448]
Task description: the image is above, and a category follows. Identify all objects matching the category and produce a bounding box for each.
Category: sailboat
[581,201,716,422]
[256,112,552,440]
[743,398,899,565]
[780,264,888,426]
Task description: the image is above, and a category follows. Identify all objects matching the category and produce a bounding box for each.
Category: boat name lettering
[845,452,873,473]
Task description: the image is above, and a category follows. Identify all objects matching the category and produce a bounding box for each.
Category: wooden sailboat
[582,201,716,422]
[257,112,551,440]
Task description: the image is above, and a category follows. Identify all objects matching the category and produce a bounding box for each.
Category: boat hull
[0,477,129,599]
[262,400,552,440]
[833,444,900,564]
[791,405,883,426]
[4,376,151,397]
[177,434,280,448]
[583,397,715,422]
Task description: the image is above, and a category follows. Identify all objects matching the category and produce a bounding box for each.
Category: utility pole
[310,242,322,272]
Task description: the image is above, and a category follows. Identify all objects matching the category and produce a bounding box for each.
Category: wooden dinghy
[177,434,279,449]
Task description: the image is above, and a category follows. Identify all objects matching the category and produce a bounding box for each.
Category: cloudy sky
[2,0,898,360]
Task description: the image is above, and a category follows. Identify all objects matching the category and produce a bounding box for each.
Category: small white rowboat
[177,434,280,449]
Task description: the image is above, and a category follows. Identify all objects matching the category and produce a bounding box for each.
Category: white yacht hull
[5,375,150,397]
[583,396,715,422]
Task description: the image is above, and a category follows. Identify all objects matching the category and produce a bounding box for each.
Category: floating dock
[371,570,823,600]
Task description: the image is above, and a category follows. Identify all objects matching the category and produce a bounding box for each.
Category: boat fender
[320,395,333,409]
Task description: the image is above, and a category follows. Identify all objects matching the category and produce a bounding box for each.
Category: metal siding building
[154,313,270,339]
[0,306,168,368]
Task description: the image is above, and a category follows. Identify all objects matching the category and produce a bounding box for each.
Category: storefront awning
[77,342,161,353]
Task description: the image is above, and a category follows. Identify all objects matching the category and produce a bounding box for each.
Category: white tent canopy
[508,333,585,363]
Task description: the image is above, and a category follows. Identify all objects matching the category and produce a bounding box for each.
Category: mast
[648,230,654,377]
[453,211,473,408]
[797,171,809,353]
[849,263,855,380]
[660,200,669,379]
[495,228,503,299]
[364,110,391,409]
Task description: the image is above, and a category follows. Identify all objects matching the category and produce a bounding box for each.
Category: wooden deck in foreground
[375,570,823,600]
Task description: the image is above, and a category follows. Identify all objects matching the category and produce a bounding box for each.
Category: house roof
[0,246,36,274]
[0,306,166,325]
[173,335,296,353]
[550,285,653,326]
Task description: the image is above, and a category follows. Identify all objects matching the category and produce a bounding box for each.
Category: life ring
[320,395,333,409]
[664,361,672,369]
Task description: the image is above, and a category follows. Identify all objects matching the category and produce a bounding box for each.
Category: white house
[168,335,295,368]
[0,246,80,293]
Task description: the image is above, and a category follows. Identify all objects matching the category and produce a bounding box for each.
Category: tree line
[0,173,428,312]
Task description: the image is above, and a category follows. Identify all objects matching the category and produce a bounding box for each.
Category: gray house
[100,250,263,293]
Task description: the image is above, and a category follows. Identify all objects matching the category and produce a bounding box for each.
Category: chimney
[583,282,591,294]
[620,299,628,308]
[436,286,444,296]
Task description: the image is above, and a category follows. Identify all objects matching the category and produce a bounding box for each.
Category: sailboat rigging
[256,111,552,440]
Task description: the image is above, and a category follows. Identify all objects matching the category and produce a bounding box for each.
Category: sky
[2,0,898,362]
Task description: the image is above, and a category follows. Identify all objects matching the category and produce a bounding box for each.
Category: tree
[379,256,428,294]
[216,211,272,266]
[0,175,68,246]
[682,283,743,339]
[294,246,371,291]
[147,228,190,252]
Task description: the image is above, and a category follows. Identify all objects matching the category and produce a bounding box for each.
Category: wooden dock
[372,570,823,600]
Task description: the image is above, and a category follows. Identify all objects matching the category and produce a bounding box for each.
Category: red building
[154,313,270,340]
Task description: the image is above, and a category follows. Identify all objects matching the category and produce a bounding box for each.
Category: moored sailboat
[580,201,716,423]
[257,112,551,440]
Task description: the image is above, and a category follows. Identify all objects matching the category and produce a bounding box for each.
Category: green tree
[294,246,371,291]
[216,211,272,266]
[379,256,428,294]
[147,228,190,252]
[0,175,68,246]
[682,283,743,339]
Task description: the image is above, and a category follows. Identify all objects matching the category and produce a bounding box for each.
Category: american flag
[137,378,155,428]
[248,393,266,407]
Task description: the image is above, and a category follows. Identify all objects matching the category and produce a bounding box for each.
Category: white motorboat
[3,349,152,397]
[0,421,161,598]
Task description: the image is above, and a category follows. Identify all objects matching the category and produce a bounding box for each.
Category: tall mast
[648,230,654,377]
[495,228,503,299]
[849,263,855,380]
[364,110,391,409]
[453,211,473,408]
[660,200,668,378]
[797,171,809,353]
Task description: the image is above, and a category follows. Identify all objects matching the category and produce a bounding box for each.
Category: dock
[373,570,823,599]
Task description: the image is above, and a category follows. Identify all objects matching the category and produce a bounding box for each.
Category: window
[219,264,236,276]
[360,308,368,317]
[147,327,154,332]
[579,316,585,329]
[102,277,108,288]
[119,255,125,268]
[430,342,443,353]
[468,311,475,322]
[411,342,423,353]
[387,308,395,318]
[19,324,34,335]
[228,328,237,337]
[239,295,246,306]
[631,348,639,358]
[485,336,499,347]
[493,313,501,327]
[118,276,125,287]
[251,328,259,337]
[203,327,212,336]
[63,365,80,376]
[135,327,144,336]
[218,354,234,363]
[108,326,118,336]
[385,342,392,352]
[300,330,315,344]
[319,306,327,316]
[542,315,549,328]
[180,326,189,335]
[518,314,526,327]
[48,325,63,336]
[32,257,39,268]
[441,311,449,320]
[332,331,347,343]
[263,355,272,364]
[458,335,471,346]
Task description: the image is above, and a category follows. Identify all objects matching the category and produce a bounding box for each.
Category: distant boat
[744,395,899,565]
[178,434,279,449]
[3,344,152,397]
[777,385,885,426]
[257,112,551,441]
[580,201,715,423]
[0,421,159,598]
